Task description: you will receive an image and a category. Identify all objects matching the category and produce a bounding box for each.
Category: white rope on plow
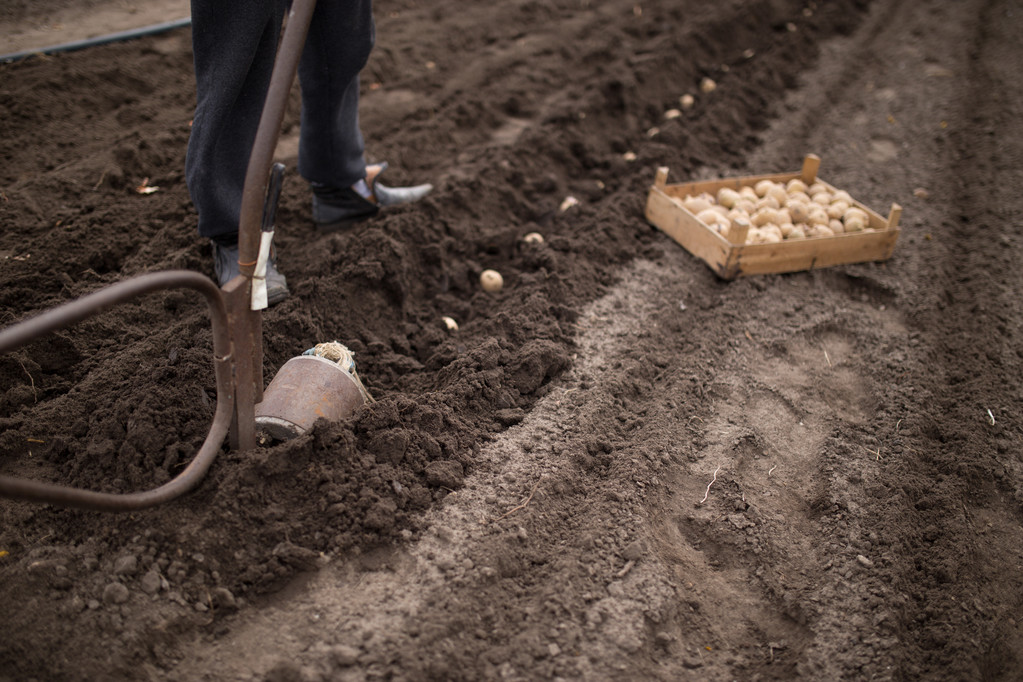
[303,341,376,403]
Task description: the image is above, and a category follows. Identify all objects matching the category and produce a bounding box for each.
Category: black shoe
[311,162,433,232]
[212,241,290,306]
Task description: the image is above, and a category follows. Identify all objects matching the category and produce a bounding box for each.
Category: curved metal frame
[0,0,318,511]
[0,272,232,511]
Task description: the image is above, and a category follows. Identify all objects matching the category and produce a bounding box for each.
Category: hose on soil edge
[0,17,192,64]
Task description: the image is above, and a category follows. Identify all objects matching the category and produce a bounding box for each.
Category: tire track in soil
[890,0,1023,675]
[746,0,1023,678]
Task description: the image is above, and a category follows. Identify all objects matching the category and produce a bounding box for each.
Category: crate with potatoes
[644,154,902,280]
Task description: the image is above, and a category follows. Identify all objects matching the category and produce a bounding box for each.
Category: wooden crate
[645,154,902,280]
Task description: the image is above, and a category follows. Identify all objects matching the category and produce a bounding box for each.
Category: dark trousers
[186,0,375,244]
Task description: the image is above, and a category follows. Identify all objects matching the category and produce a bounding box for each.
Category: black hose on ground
[0,17,192,64]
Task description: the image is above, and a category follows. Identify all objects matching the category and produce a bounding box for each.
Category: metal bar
[226,0,317,449]
[0,271,224,354]
[0,17,192,64]
[0,271,235,512]
[262,162,286,233]
[237,0,317,268]
[224,279,258,451]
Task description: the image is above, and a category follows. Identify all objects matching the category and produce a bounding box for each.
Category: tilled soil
[2,0,1023,680]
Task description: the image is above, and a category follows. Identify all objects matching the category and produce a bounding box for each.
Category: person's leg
[296,0,375,189]
[297,0,432,231]
[186,0,286,244]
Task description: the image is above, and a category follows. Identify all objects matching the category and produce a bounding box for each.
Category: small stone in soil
[425,460,465,488]
[140,570,162,595]
[211,587,237,611]
[113,555,138,576]
[622,541,646,561]
[329,645,361,668]
[102,582,130,605]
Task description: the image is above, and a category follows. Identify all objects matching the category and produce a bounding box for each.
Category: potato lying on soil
[480,269,504,292]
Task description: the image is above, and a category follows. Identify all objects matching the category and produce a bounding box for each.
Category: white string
[305,341,375,403]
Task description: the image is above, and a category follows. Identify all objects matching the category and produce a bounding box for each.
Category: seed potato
[814,225,835,238]
[734,198,757,214]
[786,178,808,194]
[717,187,741,208]
[480,269,504,292]
[786,200,809,223]
[754,179,776,197]
[751,208,776,227]
[842,210,866,231]
[762,224,783,242]
[827,201,849,219]
[683,195,713,215]
[696,208,730,233]
[808,207,830,226]
[766,185,788,206]
[728,207,751,223]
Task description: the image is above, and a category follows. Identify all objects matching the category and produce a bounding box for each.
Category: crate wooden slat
[645,154,902,280]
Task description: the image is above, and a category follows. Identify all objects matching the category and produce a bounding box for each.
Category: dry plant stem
[700,466,721,505]
[491,478,542,524]
[17,358,37,402]
[863,445,882,461]
[202,588,215,626]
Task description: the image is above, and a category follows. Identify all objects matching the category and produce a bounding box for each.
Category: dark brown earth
[3,0,1023,680]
